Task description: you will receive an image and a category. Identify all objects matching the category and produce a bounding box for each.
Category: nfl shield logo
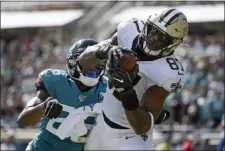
[78,95,87,102]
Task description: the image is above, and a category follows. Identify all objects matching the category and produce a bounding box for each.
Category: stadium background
[1,1,224,150]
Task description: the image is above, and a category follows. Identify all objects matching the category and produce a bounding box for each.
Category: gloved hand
[95,40,136,60]
[105,48,139,91]
[94,40,113,59]
[44,97,63,119]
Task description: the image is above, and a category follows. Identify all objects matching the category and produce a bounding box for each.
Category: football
[120,53,137,72]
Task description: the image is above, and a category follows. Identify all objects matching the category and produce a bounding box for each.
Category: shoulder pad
[138,55,186,93]
[38,68,67,96]
[117,18,144,49]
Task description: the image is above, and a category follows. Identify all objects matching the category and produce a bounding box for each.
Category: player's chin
[148,45,159,51]
[147,44,156,51]
[147,42,165,51]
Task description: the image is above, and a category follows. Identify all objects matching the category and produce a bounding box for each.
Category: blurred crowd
[1,31,224,150]
[1,29,72,129]
[132,1,224,6]
[1,31,224,129]
[164,34,224,129]
[2,1,224,12]
[157,34,225,151]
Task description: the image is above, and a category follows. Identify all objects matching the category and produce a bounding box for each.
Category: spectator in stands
[182,133,193,151]
[0,129,22,151]
[208,89,224,128]
[155,133,172,150]
[171,95,183,124]
[186,99,198,125]
[217,116,225,151]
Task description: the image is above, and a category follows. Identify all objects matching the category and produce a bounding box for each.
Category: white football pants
[84,115,153,150]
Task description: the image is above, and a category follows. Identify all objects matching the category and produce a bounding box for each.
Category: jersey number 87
[166,58,184,75]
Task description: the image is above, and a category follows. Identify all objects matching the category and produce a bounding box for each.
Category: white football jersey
[103,18,186,128]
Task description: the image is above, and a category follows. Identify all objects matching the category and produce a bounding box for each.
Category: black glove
[44,97,63,119]
[154,108,170,124]
[95,40,113,59]
[95,40,136,60]
[106,48,139,91]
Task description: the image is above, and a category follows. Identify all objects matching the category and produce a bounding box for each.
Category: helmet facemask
[67,59,105,87]
[66,39,105,87]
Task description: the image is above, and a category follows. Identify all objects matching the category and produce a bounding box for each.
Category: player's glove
[94,40,136,60]
[106,48,140,110]
[94,40,113,59]
[154,108,170,124]
[44,97,63,119]
[106,48,139,91]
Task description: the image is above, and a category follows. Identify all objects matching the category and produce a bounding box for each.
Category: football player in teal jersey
[17,39,109,150]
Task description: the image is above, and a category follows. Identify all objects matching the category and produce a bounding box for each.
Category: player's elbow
[17,111,30,128]
[134,128,148,135]
[136,113,154,135]
[134,123,152,135]
[17,123,26,129]
[17,116,26,128]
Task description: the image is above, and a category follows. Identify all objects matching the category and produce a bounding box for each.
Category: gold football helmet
[139,8,189,57]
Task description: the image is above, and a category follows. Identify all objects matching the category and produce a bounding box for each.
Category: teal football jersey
[29,68,107,150]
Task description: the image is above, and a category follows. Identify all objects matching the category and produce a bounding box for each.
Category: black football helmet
[66,39,105,86]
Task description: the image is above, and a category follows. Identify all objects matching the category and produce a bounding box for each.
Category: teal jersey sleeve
[100,77,108,92]
[96,77,107,102]
[38,68,66,98]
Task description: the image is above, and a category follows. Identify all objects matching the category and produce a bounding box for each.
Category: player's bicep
[24,77,50,108]
[35,76,48,92]
[37,89,49,102]
[35,76,50,96]
[140,85,170,120]
[25,90,49,108]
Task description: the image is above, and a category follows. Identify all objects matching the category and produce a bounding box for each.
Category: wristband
[119,89,139,110]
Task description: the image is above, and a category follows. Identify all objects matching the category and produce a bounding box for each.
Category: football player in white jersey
[77,8,188,150]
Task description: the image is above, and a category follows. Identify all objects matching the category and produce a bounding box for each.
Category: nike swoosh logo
[113,77,124,83]
[125,136,135,139]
